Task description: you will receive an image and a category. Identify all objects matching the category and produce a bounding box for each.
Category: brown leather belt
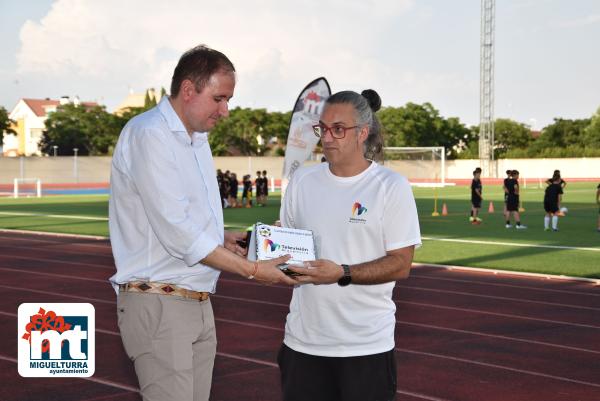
[119,281,210,301]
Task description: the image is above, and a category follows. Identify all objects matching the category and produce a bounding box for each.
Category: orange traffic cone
[441,203,448,216]
[488,201,495,213]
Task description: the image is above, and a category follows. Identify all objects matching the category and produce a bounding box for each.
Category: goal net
[382,147,446,187]
[13,178,42,198]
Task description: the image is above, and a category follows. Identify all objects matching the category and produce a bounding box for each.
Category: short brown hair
[170,45,235,97]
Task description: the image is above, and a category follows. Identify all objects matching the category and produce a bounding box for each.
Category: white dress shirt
[109,97,224,294]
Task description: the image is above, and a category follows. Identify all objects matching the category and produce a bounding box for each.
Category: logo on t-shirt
[349,202,368,224]
[352,202,367,216]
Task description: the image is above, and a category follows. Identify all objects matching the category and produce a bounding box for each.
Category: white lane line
[422,236,600,252]
[0,354,139,393]
[410,271,600,297]
[414,263,600,285]
[0,211,108,221]
[396,320,600,355]
[0,230,110,246]
[14,262,590,315]
[396,284,600,312]
[0,242,114,258]
[2,266,598,331]
[4,308,598,393]
[0,254,114,270]
[397,348,600,389]
[399,300,600,330]
[0,267,107,283]
[396,390,450,401]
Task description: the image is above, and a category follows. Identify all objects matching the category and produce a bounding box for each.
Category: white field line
[422,236,600,252]
[0,211,108,221]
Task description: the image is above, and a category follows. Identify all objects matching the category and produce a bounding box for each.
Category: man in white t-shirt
[279,89,421,401]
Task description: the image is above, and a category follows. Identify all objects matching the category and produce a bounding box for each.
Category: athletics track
[0,230,599,401]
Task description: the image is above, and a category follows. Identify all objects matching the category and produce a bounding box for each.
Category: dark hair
[171,45,235,98]
[473,169,480,176]
[324,89,384,161]
[506,170,512,176]
[262,170,267,175]
[512,169,519,175]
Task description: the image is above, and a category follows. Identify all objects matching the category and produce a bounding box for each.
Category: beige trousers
[117,292,217,401]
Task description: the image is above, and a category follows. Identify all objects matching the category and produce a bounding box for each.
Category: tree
[378,102,470,158]
[39,104,122,155]
[583,106,600,148]
[534,118,590,150]
[0,106,16,144]
[144,89,157,108]
[492,118,531,158]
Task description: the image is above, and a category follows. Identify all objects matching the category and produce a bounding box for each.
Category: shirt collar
[158,96,208,147]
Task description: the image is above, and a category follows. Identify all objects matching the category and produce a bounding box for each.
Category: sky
[1,0,599,130]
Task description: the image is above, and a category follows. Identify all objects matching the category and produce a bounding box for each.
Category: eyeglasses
[312,123,359,139]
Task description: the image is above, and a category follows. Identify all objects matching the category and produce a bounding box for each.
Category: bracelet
[247,262,259,280]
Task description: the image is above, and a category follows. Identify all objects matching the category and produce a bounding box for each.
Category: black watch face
[338,276,352,286]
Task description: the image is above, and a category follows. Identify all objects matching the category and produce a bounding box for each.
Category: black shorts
[544,201,559,214]
[471,198,482,208]
[278,343,397,401]
[506,195,519,212]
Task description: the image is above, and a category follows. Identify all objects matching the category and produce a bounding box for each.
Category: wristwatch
[337,264,352,287]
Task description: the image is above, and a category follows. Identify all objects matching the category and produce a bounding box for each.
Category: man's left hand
[286,259,344,285]
[224,231,248,257]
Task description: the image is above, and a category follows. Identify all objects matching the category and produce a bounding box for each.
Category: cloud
[555,14,600,28]
[13,0,478,124]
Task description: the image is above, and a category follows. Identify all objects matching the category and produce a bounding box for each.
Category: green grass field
[1,181,598,278]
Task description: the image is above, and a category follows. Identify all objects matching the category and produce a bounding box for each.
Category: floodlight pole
[479,0,496,178]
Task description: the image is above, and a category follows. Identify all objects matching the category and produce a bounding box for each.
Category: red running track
[0,231,599,401]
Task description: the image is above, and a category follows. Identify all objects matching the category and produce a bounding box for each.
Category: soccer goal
[382,147,446,187]
[13,178,42,198]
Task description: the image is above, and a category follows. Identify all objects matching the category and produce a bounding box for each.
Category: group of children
[216,169,270,209]
[469,168,582,232]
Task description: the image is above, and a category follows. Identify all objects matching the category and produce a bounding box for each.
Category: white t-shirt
[280,161,421,357]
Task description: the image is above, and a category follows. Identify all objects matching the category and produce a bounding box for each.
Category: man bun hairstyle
[361,89,382,112]
[324,89,384,162]
[171,45,235,98]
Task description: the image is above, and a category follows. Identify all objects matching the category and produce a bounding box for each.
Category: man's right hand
[254,255,298,285]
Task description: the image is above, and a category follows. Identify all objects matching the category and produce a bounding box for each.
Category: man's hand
[254,255,299,285]
[285,259,343,285]
[224,231,247,257]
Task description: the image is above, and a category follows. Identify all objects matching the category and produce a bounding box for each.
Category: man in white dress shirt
[109,45,296,401]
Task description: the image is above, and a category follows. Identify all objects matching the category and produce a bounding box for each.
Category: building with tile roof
[2,96,98,156]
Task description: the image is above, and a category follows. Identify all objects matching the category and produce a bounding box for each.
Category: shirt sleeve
[280,177,297,229]
[382,176,422,251]
[128,127,219,266]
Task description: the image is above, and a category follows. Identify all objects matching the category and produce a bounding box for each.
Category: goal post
[382,147,446,187]
[13,178,42,198]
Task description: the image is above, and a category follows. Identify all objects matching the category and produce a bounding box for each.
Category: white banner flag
[281,77,331,196]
